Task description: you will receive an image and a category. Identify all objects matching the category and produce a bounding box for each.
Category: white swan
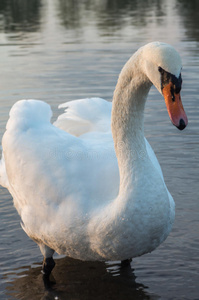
[0,42,188,276]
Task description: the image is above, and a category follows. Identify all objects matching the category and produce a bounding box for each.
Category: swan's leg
[121,258,132,267]
[39,244,55,276]
[42,257,55,276]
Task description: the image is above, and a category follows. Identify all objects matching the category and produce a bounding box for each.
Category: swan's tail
[54,97,112,137]
[6,99,52,132]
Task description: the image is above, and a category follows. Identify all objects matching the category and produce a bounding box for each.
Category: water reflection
[176,0,199,42]
[6,257,158,300]
[57,0,166,32]
[0,0,41,33]
[0,0,199,41]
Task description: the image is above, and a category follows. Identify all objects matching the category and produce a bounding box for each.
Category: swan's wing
[2,100,119,217]
[53,97,112,137]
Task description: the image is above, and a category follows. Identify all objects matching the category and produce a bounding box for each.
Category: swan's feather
[54,97,111,137]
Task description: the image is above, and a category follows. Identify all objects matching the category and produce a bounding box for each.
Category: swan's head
[142,42,188,130]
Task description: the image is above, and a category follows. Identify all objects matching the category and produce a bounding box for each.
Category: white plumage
[0,42,188,273]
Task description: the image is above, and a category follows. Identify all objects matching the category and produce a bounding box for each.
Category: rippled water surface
[0,0,199,299]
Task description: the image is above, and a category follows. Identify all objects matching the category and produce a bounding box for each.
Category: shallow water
[0,0,198,299]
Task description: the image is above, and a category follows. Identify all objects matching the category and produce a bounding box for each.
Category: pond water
[0,0,198,299]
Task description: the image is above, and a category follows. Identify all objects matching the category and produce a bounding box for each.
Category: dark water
[0,0,198,299]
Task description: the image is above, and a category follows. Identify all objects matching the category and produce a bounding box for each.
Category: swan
[0,42,188,276]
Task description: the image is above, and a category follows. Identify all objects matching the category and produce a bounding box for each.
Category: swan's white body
[0,42,187,263]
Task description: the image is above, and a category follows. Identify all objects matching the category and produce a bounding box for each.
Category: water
[0,0,198,299]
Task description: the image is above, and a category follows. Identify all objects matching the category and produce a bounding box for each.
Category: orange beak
[162,82,188,130]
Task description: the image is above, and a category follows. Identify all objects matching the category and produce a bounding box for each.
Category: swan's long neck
[111,52,152,191]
